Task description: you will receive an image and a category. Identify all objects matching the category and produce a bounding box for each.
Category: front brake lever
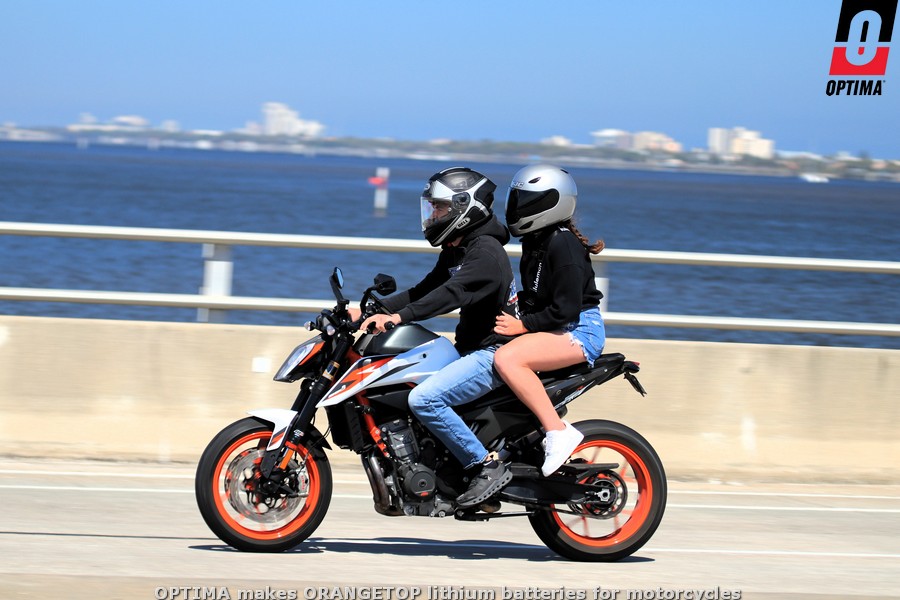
[355,317,392,335]
[351,316,379,334]
[370,295,391,314]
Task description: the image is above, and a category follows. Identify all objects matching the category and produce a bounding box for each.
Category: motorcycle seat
[537,352,626,383]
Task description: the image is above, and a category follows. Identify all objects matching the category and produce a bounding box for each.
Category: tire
[195,417,332,552]
[528,419,666,562]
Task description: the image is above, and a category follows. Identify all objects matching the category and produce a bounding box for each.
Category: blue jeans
[407,346,505,469]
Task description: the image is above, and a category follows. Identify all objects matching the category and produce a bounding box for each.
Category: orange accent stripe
[358,396,390,458]
[299,342,326,366]
[269,429,286,447]
[278,448,295,470]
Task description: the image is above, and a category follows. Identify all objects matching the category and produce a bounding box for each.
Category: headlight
[273,335,325,382]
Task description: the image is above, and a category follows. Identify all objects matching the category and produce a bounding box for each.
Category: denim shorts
[564,307,606,366]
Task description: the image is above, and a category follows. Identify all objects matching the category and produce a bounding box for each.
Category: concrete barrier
[0,315,897,482]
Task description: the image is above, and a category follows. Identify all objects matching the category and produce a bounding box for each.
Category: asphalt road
[1,458,898,600]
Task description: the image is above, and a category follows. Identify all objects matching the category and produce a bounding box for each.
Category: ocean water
[0,141,898,349]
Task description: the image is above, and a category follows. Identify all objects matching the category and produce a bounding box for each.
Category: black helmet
[420,167,496,247]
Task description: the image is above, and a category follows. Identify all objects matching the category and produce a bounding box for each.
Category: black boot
[456,459,512,508]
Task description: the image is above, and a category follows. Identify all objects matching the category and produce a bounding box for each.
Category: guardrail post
[198,243,233,323]
[595,263,609,314]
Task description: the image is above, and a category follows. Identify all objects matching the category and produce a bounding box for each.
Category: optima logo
[826,0,897,95]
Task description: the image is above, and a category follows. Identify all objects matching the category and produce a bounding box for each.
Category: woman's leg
[494,331,589,476]
[493,331,586,432]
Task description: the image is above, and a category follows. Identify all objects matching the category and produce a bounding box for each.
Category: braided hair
[564,220,604,255]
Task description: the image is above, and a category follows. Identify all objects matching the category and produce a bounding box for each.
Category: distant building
[541,135,573,147]
[111,115,149,129]
[67,113,152,133]
[708,128,732,155]
[261,102,324,138]
[632,131,682,153]
[590,129,632,150]
[0,123,61,142]
[708,126,775,159]
[591,128,681,153]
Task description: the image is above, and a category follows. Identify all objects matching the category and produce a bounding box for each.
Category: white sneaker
[541,422,584,476]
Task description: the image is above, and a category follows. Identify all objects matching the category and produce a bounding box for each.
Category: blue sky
[1,1,897,157]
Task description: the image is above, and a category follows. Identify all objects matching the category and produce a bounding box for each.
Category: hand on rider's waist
[361,313,401,334]
[494,313,527,336]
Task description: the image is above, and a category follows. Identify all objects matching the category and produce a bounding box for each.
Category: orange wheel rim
[211,430,321,541]
[551,439,653,547]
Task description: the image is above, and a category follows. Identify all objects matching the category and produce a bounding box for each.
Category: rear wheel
[529,419,666,561]
[195,417,332,552]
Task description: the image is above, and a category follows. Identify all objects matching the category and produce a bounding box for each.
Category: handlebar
[306,271,397,336]
[364,319,395,334]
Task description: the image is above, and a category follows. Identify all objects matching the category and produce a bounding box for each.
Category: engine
[379,419,453,517]
[381,418,421,464]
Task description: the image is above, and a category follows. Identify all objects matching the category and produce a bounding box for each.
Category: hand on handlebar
[360,313,401,334]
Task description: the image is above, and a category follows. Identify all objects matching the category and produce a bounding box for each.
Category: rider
[361,167,517,508]
[493,164,606,477]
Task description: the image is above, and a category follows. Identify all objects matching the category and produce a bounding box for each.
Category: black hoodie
[381,216,515,354]
[518,225,604,332]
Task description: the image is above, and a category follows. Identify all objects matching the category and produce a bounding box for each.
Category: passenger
[360,167,516,507]
[493,164,606,477]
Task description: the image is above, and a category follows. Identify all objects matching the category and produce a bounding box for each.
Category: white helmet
[505,164,577,237]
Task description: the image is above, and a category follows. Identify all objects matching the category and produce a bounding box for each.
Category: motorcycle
[195,268,666,562]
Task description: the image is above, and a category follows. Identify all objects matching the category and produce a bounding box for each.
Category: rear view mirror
[332,267,344,289]
[373,273,397,295]
[330,267,347,306]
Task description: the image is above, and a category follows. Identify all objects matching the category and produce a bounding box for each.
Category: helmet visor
[421,197,454,230]
[506,188,560,222]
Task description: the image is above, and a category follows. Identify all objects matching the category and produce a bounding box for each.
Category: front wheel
[529,419,666,561]
[195,417,332,552]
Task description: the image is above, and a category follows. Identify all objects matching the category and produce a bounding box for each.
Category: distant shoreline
[1,131,898,184]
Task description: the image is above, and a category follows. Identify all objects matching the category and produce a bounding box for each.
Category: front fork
[258,333,351,479]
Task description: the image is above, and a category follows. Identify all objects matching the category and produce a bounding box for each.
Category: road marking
[0,484,369,499]
[673,490,900,500]
[645,548,900,559]
[0,470,194,479]
[667,503,900,513]
[0,527,895,560]
[4,466,899,509]
[2,471,898,501]
[0,469,367,486]
[1,485,191,494]
[2,485,899,513]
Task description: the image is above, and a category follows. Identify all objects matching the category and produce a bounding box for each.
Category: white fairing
[247,408,299,451]
[317,337,460,407]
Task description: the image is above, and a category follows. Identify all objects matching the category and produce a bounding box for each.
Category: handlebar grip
[384,321,395,331]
